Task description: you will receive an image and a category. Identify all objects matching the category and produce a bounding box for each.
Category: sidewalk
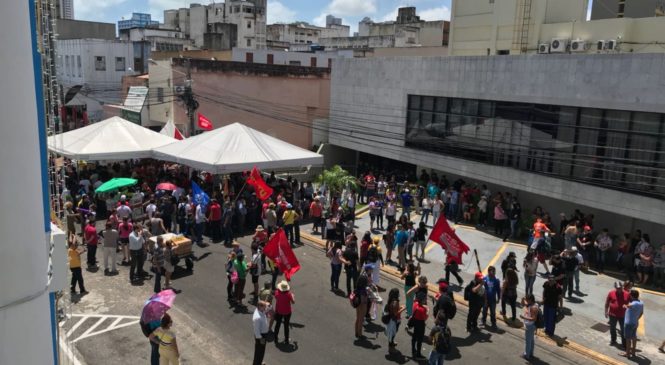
[300,210,664,365]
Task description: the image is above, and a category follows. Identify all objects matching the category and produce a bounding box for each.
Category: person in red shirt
[117,217,133,265]
[309,197,323,234]
[273,280,295,344]
[411,294,429,359]
[84,220,99,269]
[208,199,222,243]
[605,282,631,347]
[532,218,551,240]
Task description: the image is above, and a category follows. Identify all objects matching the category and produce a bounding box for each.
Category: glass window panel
[431,113,447,137]
[450,99,463,115]
[479,100,494,117]
[626,112,660,190]
[462,99,479,117]
[408,95,421,110]
[603,110,630,184]
[422,96,434,112]
[435,97,447,113]
[572,109,602,180]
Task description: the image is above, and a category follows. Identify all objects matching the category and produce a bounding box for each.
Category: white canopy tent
[152,122,324,173]
[47,116,176,160]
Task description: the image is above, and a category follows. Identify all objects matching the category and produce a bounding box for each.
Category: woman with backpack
[428,312,449,365]
[520,294,539,360]
[384,288,406,354]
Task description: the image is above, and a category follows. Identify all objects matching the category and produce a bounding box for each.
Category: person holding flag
[246,167,274,202]
[263,228,301,282]
[191,181,210,246]
[429,215,470,287]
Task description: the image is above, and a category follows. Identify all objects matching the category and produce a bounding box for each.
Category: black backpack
[366,245,378,263]
[534,305,545,329]
[431,325,451,354]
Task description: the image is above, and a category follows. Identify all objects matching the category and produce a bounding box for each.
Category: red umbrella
[156,182,178,191]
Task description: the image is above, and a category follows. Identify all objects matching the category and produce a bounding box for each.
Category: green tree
[316,165,358,204]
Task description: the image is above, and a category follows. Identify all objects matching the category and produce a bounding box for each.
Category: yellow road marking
[424,241,437,253]
[483,242,509,275]
[636,289,646,337]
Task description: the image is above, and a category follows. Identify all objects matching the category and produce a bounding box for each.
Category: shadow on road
[353,337,382,350]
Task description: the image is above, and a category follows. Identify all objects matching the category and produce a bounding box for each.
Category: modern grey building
[328,54,665,236]
[56,0,74,19]
[591,0,663,19]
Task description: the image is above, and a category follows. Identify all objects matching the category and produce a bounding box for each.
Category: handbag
[230,270,239,284]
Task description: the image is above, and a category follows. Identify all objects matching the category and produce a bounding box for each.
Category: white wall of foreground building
[0,1,55,364]
[328,54,665,228]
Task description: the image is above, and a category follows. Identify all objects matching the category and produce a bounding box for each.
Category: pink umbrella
[141,289,177,323]
[156,182,178,191]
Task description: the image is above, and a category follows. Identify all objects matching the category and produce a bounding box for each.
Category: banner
[197,113,213,131]
[263,229,300,280]
[246,166,273,201]
[191,181,210,209]
[428,217,470,265]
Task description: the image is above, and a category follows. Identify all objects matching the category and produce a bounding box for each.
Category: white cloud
[418,6,451,21]
[312,13,327,27]
[74,0,127,21]
[267,1,297,24]
[327,0,377,16]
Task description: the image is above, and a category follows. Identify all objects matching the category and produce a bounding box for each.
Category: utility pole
[182,58,199,136]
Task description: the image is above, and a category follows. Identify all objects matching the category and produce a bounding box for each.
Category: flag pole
[474,249,482,273]
[232,180,248,205]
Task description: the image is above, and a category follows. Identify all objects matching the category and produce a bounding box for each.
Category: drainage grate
[590,322,610,333]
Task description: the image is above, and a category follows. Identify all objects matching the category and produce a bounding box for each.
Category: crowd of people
[60,158,664,364]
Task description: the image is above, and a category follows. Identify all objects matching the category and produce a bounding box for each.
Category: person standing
[432,196,443,226]
[595,228,613,274]
[83,220,99,269]
[501,268,519,322]
[605,282,631,348]
[621,290,644,358]
[444,253,464,287]
[464,272,485,332]
[68,237,87,295]
[273,280,295,344]
[222,202,234,245]
[523,250,539,296]
[410,294,429,359]
[354,274,370,338]
[207,199,222,243]
[282,204,298,247]
[420,196,432,226]
[428,312,450,365]
[385,200,397,227]
[101,222,119,274]
[148,314,180,365]
[509,198,521,239]
[152,236,166,293]
[542,274,563,337]
[129,224,147,283]
[394,224,408,270]
[385,288,406,354]
[342,240,359,297]
[482,266,501,329]
[234,252,248,307]
[493,203,508,238]
[118,217,133,266]
[562,248,579,298]
[309,197,323,234]
[401,188,413,219]
[252,300,270,365]
[433,279,457,327]
[415,222,428,261]
[327,241,344,292]
[401,262,420,318]
[520,294,538,360]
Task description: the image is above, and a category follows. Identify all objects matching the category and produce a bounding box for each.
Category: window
[328,58,332,69]
[65,55,70,76]
[95,56,106,71]
[310,57,317,67]
[245,52,253,63]
[77,55,82,77]
[267,54,274,64]
[157,87,164,102]
[247,39,252,47]
[404,94,665,198]
[247,21,252,29]
[115,57,126,71]
[289,60,301,66]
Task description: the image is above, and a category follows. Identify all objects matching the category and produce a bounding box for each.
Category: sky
[74,0,453,34]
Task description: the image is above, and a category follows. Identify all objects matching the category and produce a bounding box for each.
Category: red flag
[428,217,470,265]
[197,113,213,131]
[174,127,184,140]
[263,229,300,280]
[246,166,273,201]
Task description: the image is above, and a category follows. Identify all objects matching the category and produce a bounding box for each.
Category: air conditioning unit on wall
[570,39,586,52]
[537,43,550,54]
[550,38,568,53]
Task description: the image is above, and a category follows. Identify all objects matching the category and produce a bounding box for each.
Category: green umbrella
[94,178,138,193]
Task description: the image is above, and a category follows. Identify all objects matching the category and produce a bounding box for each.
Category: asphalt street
[62,230,599,365]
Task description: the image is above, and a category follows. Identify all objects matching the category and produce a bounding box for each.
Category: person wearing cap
[501,251,518,279]
[273,280,295,344]
[433,279,456,327]
[410,292,429,360]
[605,281,630,348]
[464,272,485,332]
[542,273,563,336]
[282,203,299,248]
[482,266,501,329]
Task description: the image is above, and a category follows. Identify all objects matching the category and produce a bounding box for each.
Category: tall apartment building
[56,0,74,19]
[449,0,665,55]
[591,0,664,19]
[163,1,267,50]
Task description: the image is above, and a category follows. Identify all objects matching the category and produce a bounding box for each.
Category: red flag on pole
[245,166,273,201]
[197,113,213,131]
[428,217,470,265]
[263,229,300,280]
[174,127,184,140]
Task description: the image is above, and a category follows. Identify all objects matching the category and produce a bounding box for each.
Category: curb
[300,232,626,365]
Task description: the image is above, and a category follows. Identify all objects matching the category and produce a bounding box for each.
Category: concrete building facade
[56,0,74,19]
[267,21,350,46]
[356,7,450,47]
[232,47,352,67]
[119,27,194,52]
[149,58,330,146]
[55,19,116,40]
[163,1,266,50]
[118,13,159,32]
[327,54,665,238]
[449,0,665,55]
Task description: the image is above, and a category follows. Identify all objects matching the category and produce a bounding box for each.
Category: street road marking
[483,242,509,275]
[424,241,437,253]
[63,314,141,344]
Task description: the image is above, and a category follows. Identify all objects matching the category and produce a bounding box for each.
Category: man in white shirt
[145,199,157,220]
[117,202,132,220]
[128,224,148,282]
[252,300,269,365]
[194,203,207,245]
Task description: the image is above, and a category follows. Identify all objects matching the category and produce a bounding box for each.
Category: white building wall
[56,39,136,88]
[0,1,55,364]
[231,47,352,66]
